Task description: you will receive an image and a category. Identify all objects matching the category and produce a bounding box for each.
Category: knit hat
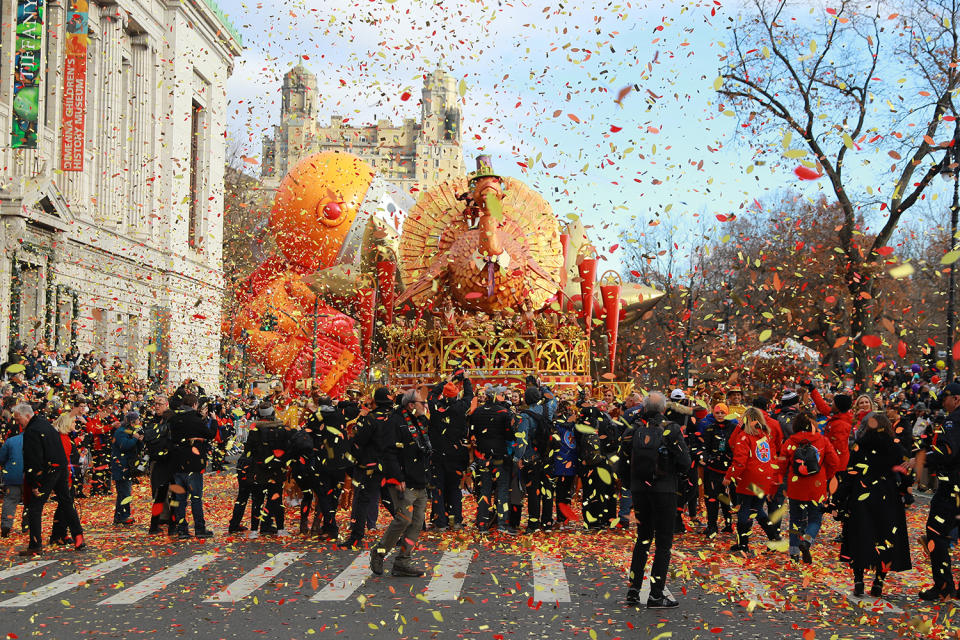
[373,387,392,406]
[257,402,276,419]
[834,394,853,413]
[524,387,542,406]
[781,390,799,407]
[669,389,685,401]
[123,410,141,425]
[442,382,459,398]
[713,403,729,415]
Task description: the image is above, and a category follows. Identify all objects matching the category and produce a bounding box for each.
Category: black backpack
[522,408,551,458]
[793,441,821,476]
[632,423,672,482]
[142,416,171,458]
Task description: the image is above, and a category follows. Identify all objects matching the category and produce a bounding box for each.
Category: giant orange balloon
[270,151,375,272]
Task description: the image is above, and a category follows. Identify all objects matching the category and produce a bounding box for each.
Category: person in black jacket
[169,394,214,539]
[577,401,619,531]
[340,387,393,548]
[620,391,691,609]
[370,389,431,577]
[146,395,175,535]
[427,370,474,529]
[919,382,960,600]
[469,385,515,533]
[243,401,291,535]
[17,403,85,555]
[303,395,350,539]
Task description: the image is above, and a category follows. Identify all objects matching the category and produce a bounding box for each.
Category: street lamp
[939,118,960,384]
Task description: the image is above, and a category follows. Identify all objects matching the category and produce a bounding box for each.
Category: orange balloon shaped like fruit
[270,151,375,271]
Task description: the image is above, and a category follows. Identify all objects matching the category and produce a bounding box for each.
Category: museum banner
[12,0,44,148]
[61,0,89,171]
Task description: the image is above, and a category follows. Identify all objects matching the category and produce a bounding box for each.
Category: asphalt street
[0,478,952,639]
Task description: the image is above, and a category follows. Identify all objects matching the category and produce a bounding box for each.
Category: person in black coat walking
[577,402,619,531]
[836,412,911,598]
[370,389,432,577]
[427,370,473,529]
[619,392,691,608]
[169,394,213,539]
[17,403,85,555]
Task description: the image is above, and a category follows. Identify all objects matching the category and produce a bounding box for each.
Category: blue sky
[219,0,956,273]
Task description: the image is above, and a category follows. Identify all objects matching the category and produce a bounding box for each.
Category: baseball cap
[942,382,960,398]
[669,389,685,401]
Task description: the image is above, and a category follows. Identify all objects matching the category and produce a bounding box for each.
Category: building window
[188,99,205,251]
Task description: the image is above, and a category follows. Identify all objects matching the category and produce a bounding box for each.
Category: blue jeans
[788,499,823,555]
[619,486,633,521]
[172,472,206,533]
[477,457,511,529]
[113,478,133,523]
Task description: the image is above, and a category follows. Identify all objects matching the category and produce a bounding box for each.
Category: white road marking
[424,550,472,600]
[100,554,218,605]
[0,560,56,583]
[532,553,571,603]
[311,552,372,602]
[718,567,781,610]
[637,575,674,602]
[0,557,141,607]
[204,552,303,603]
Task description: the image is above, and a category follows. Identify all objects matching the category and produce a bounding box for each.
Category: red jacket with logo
[724,430,779,498]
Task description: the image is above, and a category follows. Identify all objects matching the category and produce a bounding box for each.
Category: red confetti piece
[794,166,823,180]
[610,125,622,132]
[876,246,894,256]
[861,334,882,348]
[400,91,411,101]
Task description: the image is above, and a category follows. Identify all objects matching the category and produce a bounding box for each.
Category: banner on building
[12,0,44,149]
[61,0,89,171]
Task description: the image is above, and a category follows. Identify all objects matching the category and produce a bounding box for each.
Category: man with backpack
[470,384,515,534]
[169,393,214,539]
[512,380,558,532]
[303,395,350,539]
[692,403,737,537]
[426,369,474,530]
[243,401,292,536]
[620,391,691,609]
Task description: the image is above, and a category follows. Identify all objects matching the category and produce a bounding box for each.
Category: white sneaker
[247,531,260,540]
[277,529,291,538]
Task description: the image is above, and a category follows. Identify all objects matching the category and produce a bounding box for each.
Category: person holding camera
[620,391,691,609]
[370,389,432,577]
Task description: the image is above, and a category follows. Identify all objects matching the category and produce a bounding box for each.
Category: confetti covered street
[0,473,953,640]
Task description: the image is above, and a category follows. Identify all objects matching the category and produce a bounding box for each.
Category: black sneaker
[647,595,679,609]
[177,530,192,539]
[625,587,641,606]
[228,525,248,534]
[391,562,426,578]
[370,550,385,576]
[194,529,214,539]
[798,539,813,564]
[919,585,955,601]
[0,528,9,538]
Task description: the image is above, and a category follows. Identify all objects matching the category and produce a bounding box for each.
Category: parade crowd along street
[1,345,959,610]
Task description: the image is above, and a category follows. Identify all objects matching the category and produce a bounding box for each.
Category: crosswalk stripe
[637,576,674,602]
[532,553,571,603]
[424,550,472,600]
[0,560,56,582]
[826,584,904,615]
[0,557,141,608]
[99,554,218,605]
[718,567,781,610]
[311,552,370,602]
[204,552,303,603]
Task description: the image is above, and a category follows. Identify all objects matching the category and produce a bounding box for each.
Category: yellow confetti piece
[432,610,443,622]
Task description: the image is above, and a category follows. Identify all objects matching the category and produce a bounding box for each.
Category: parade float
[228,151,663,396]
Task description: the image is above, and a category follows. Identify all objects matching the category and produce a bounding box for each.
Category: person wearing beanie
[809,384,854,473]
[427,372,474,530]
[242,400,291,536]
[511,382,557,531]
[469,383,515,533]
[110,410,143,526]
[340,387,394,548]
[691,402,738,537]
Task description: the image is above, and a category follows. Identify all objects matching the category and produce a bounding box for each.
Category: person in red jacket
[778,411,839,564]
[724,407,782,554]
[808,385,854,473]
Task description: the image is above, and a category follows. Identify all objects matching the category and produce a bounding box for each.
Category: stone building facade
[261,64,464,193]
[0,0,241,391]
